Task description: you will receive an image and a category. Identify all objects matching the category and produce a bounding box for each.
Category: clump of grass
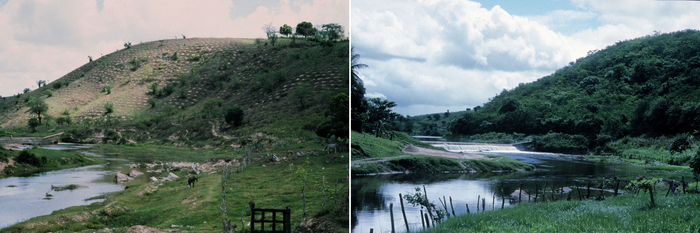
[52,184,84,191]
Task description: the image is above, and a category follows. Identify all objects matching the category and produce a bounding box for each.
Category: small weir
[426,142,519,153]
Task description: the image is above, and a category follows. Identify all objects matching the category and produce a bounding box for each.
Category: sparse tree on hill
[88,56,93,62]
[104,102,114,115]
[148,82,159,94]
[202,98,222,120]
[124,42,132,49]
[321,23,343,40]
[296,21,315,38]
[263,22,278,47]
[37,80,46,88]
[291,82,312,110]
[26,97,48,124]
[23,88,30,93]
[46,90,53,97]
[280,24,293,37]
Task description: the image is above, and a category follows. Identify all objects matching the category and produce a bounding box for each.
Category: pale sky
[351,0,700,116]
[0,0,349,97]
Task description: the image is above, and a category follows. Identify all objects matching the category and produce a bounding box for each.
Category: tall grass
[419,190,700,232]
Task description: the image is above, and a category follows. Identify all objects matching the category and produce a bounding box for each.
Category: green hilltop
[0,37,349,146]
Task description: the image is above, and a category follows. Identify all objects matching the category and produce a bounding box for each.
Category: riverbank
[1,142,349,233]
[416,188,700,232]
[351,132,535,175]
[0,146,104,177]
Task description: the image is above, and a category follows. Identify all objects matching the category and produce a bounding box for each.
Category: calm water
[351,151,648,233]
[0,144,160,229]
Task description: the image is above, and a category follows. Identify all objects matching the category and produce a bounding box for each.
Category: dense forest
[444,29,700,154]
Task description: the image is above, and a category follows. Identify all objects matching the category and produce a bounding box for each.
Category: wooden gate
[249,201,291,233]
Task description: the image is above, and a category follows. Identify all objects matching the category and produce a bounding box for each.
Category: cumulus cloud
[0,0,348,96]
[352,0,700,116]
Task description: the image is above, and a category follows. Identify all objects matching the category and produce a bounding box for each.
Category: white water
[427,142,519,153]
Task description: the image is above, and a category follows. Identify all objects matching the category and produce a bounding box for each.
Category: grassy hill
[446,29,700,157]
[0,37,349,146]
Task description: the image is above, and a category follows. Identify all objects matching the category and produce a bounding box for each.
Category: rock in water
[114,172,134,183]
[129,170,144,177]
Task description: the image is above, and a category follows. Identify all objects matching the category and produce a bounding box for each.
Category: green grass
[2,143,349,233]
[1,148,104,177]
[351,131,406,158]
[419,190,700,232]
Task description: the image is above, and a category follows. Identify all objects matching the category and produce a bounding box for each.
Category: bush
[223,105,244,127]
[52,81,66,89]
[252,70,287,93]
[17,149,47,167]
[104,102,114,115]
[533,133,589,154]
[669,134,692,153]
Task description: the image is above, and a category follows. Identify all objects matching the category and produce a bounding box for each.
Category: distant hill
[0,38,349,146]
[447,29,700,152]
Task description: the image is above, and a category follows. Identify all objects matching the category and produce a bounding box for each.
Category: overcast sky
[351,0,700,116]
[0,0,348,97]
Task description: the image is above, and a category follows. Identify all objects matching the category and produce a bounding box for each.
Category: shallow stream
[0,144,162,229]
[351,149,649,233]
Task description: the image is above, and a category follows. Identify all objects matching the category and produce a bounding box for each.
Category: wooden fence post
[587,181,591,199]
[390,203,395,233]
[542,182,547,202]
[322,176,325,209]
[682,176,686,194]
[424,213,431,228]
[420,209,425,229]
[614,178,620,197]
[449,196,455,217]
[482,198,485,212]
[477,195,480,212]
[534,184,538,203]
[466,204,470,214]
[519,183,522,203]
[399,194,409,232]
[492,193,495,210]
[370,229,373,233]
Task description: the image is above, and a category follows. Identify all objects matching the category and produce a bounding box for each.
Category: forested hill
[0,37,349,146]
[448,29,700,150]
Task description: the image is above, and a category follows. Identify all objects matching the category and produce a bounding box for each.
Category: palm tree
[351,46,368,132]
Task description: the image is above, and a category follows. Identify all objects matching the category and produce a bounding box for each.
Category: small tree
[321,23,343,40]
[46,90,54,97]
[102,84,112,94]
[223,105,244,127]
[280,24,293,37]
[263,22,278,47]
[23,88,30,93]
[202,98,222,119]
[403,187,445,224]
[148,82,159,94]
[296,21,314,38]
[28,117,40,132]
[291,82,312,110]
[37,80,46,88]
[88,56,93,62]
[104,102,114,115]
[124,42,132,49]
[27,97,49,124]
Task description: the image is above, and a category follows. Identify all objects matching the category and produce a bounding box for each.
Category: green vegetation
[443,30,700,156]
[418,190,700,232]
[2,144,348,233]
[0,148,103,177]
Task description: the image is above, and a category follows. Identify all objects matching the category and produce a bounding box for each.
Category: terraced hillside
[0,37,349,145]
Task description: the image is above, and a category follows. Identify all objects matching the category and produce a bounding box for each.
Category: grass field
[417,188,700,232]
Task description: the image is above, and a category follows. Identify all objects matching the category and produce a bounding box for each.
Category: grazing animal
[323,144,338,154]
[188,176,199,188]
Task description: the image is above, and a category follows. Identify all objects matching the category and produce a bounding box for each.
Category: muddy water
[351,150,648,233]
[0,144,162,229]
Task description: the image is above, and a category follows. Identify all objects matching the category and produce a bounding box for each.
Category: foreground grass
[419,190,700,232]
[1,144,349,233]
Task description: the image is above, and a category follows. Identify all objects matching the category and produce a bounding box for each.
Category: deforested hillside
[0,37,349,146]
[447,29,700,156]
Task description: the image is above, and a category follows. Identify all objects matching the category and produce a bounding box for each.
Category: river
[0,144,158,229]
[351,147,649,233]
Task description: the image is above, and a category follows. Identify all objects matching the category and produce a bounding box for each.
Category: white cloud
[353,0,700,116]
[0,0,348,96]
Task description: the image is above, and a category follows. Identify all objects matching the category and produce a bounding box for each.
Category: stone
[165,172,179,180]
[114,172,134,183]
[129,170,144,177]
[149,176,158,183]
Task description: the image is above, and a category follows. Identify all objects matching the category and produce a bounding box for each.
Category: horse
[188,176,199,188]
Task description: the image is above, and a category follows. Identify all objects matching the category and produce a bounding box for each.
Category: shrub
[102,84,112,94]
[28,117,40,132]
[252,70,287,92]
[52,81,66,89]
[46,90,54,97]
[17,149,47,167]
[223,105,244,127]
[669,134,692,153]
[129,57,147,71]
[104,102,114,115]
[533,133,589,154]
[148,98,156,108]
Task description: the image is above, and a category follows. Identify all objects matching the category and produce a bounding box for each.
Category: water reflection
[351,151,648,233]
[0,144,163,229]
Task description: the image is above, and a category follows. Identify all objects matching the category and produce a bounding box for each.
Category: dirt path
[352,144,490,166]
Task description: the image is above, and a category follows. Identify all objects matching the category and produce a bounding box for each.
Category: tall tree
[351,46,368,132]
